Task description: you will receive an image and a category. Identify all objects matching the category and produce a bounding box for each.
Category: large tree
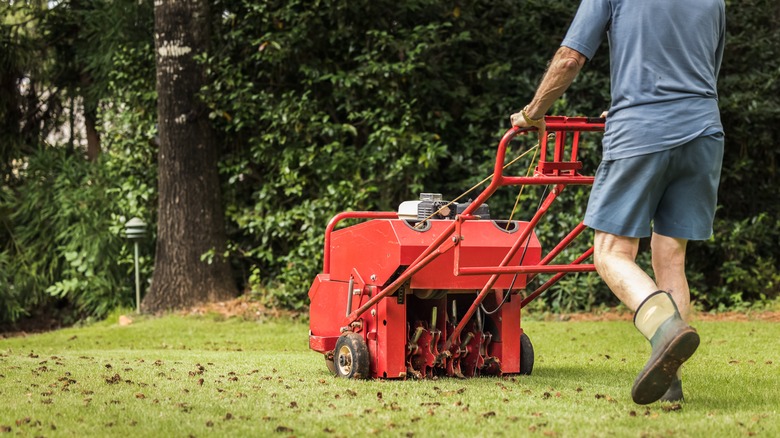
[143,0,236,312]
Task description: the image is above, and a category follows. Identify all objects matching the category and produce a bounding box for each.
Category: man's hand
[510,106,545,129]
[510,106,547,144]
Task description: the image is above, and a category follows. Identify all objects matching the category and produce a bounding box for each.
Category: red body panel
[328,219,541,290]
[307,219,537,379]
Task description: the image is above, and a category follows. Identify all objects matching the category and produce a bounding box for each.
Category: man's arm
[510,46,587,128]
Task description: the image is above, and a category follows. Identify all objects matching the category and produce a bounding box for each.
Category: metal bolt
[370,274,377,281]
[371,309,376,317]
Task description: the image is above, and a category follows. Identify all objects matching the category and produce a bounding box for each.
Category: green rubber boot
[660,367,685,402]
[631,291,699,405]
[660,376,684,403]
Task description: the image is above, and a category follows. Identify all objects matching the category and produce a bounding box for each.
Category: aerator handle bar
[460,116,604,217]
[341,116,605,345]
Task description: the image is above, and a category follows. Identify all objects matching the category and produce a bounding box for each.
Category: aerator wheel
[519,332,534,375]
[334,332,370,379]
[324,352,337,376]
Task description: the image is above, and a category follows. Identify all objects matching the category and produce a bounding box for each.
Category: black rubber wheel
[519,331,534,375]
[324,352,337,376]
[334,332,370,379]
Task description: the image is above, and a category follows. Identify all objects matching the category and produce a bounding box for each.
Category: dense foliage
[0,0,156,323]
[1,0,778,324]
[203,0,612,309]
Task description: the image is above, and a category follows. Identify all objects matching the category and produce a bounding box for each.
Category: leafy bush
[0,150,127,322]
[203,0,597,308]
[0,26,157,324]
[204,0,780,312]
[689,214,780,310]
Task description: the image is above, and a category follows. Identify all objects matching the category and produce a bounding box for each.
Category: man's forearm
[525,46,586,119]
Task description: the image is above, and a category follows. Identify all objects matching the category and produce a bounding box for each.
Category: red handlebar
[460,116,605,216]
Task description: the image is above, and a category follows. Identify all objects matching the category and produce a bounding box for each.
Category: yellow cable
[506,144,540,229]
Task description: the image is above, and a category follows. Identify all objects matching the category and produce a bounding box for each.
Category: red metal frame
[322,211,399,274]
[309,115,605,378]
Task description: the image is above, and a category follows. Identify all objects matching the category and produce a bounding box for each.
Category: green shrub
[203,0,593,308]
[690,214,780,310]
[0,37,157,324]
[0,150,125,322]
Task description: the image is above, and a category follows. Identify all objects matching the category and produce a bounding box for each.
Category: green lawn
[0,312,778,437]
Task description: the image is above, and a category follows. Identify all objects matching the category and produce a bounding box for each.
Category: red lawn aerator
[308,116,605,379]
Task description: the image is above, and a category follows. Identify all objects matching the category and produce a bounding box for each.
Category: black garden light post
[124,217,147,313]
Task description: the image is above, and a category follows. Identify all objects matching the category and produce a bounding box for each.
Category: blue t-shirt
[561,0,726,160]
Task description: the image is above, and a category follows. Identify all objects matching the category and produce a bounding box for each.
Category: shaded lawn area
[0,313,778,437]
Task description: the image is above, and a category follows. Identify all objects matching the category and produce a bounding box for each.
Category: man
[511,0,726,405]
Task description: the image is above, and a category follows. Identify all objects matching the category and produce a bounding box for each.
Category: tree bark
[143,0,237,312]
[84,105,100,161]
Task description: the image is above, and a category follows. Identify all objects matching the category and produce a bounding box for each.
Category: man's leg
[593,231,657,310]
[651,232,690,402]
[651,232,690,319]
[594,230,699,404]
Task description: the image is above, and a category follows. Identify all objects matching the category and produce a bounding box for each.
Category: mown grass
[0,311,778,437]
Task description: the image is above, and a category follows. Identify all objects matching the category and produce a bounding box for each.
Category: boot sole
[631,328,699,405]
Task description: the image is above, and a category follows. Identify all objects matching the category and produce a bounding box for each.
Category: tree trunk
[143,0,236,312]
[84,105,100,161]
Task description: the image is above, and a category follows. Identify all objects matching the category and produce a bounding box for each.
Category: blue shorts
[583,133,724,240]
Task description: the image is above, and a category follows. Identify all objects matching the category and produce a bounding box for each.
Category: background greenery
[1,0,779,324]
